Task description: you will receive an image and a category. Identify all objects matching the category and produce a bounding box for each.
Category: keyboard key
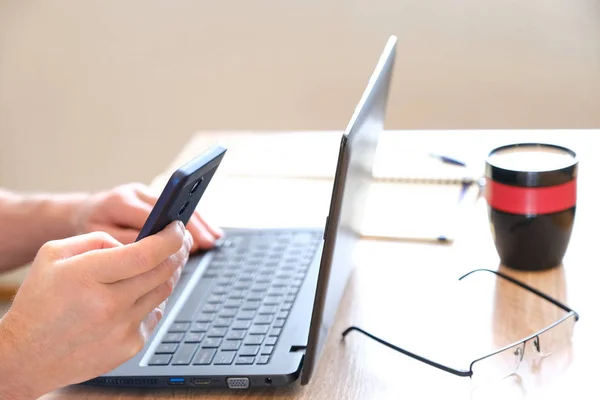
[149,354,172,366]
[238,274,253,282]
[227,330,247,340]
[261,345,274,355]
[233,282,252,290]
[201,338,223,348]
[268,288,286,296]
[193,348,217,365]
[269,328,282,337]
[169,322,190,332]
[216,278,234,286]
[232,320,252,330]
[213,317,233,327]
[245,335,265,345]
[212,286,228,295]
[257,355,270,365]
[242,300,261,310]
[273,319,285,328]
[184,333,205,343]
[239,345,260,356]
[191,322,210,332]
[246,292,264,301]
[249,325,269,335]
[224,299,243,308]
[280,303,293,311]
[221,340,242,351]
[172,343,198,365]
[175,277,212,321]
[235,356,255,365]
[229,290,245,299]
[258,306,278,315]
[237,311,256,320]
[163,333,184,343]
[213,351,235,365]
[207,327,227,337]
[195,313,215,323]
[285,294,296,303]
[218,309,237,318]
[265,337,278,346]
[277,311,289,319]
[254,315,274,325]
[252,283,269,292]
[264,296,282,305]
[155,343,178,354]
[206,294,225,304]
[202,304,220,313]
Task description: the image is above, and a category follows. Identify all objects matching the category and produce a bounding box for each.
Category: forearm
[0,314,45,400]
[0,189,87,271]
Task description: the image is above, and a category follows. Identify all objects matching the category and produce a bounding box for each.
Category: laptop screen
[300,35,397,385]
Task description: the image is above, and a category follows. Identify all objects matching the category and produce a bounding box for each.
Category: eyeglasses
[342,268,579,384]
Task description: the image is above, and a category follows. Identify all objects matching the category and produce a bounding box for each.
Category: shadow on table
[45,383,303,399]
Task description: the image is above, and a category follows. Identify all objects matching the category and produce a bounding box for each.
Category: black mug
[485,143,578,271]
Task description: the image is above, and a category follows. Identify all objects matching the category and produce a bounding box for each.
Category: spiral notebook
[181,131,483,184]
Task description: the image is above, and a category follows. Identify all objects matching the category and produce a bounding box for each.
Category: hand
[73,183,222,251]
[0,221,191,399]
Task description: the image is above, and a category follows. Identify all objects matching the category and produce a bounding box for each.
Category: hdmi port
[191,378,211,386]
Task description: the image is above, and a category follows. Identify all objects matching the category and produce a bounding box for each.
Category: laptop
[84,35,397,389]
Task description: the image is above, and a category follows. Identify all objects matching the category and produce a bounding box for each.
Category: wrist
[26,192,89,239]
[0,313,43,400]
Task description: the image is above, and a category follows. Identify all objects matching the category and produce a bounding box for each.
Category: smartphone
[136,145,227,241]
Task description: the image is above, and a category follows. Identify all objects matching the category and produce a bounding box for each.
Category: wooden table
[45,130,600,400]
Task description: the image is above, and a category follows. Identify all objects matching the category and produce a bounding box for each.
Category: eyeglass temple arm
[341,326,472,377]
[459,268,580,321]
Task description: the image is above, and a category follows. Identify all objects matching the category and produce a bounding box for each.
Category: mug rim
[486,142,578,173]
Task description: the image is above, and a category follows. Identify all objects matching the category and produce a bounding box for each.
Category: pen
[428,153,467,167]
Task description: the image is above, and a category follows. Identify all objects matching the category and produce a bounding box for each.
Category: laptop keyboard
[148,230,322,367]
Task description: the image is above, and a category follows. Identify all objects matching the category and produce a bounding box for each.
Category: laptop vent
[86,377,159,386]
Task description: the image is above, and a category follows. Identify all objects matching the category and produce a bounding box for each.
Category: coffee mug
[485,143,577,271]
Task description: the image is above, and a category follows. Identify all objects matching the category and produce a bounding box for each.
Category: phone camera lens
[178,201,189,216]
[190,178,203,195]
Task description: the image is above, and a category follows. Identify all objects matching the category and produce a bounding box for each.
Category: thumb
[41,232,123,261]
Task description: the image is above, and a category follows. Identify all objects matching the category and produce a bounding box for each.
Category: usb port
[169,378,185,385]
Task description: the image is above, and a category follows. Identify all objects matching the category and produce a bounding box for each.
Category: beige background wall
[1,0,599,193]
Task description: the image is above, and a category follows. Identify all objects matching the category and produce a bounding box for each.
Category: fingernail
[176,220,185,233]
[185,230,193,247]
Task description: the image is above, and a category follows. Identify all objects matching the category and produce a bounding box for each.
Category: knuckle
[90,231,114,243]
[39,240,62,259]
[163,278,176,296]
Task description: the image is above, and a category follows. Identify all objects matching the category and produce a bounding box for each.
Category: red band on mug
[486,180,576,215]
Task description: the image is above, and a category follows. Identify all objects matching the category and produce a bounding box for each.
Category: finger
[115,231,191,301]
[40,231,122,261]
[78,221,186,283]
[140,308,164,340]
[91,224,139,245]
[132,184,160,206]
[109,197,153,229]
[186,213,216,252]
[133,273,180,319]
[194,211,224,239]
